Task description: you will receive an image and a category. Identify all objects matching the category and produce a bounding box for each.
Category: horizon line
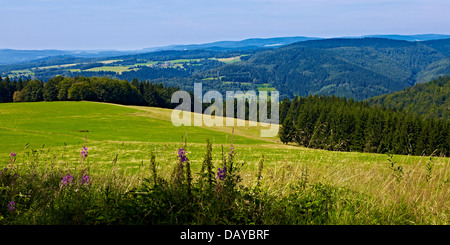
[1,33,450,52]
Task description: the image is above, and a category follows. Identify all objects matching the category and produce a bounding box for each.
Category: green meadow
[84,66,139,74]
[0,101,448,224]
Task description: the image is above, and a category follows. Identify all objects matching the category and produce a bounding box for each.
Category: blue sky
[1,0,449,50]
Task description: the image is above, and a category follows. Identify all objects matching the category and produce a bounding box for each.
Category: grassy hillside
[0,101,270,153]
[1,101,448,225]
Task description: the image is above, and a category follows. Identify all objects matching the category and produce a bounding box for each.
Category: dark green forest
[0,75,178,108]
[278,95,449,157]
[207,38,450,100]
[367,76,450,121]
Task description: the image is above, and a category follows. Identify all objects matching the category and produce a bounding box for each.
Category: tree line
[0,75,271,115]
[279,95,449,156]
[0,75,179,108]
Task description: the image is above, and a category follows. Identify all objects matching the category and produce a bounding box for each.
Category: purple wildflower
[10,151,16,166]
[80,147,87,158]
[7,201,15,212]
[229,146,236,157]
[81,174,90,185]
[217,166,226,181]
[61,174,73,186]
[178,148,187,163]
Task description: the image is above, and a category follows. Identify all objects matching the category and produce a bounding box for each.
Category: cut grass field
[0,101,267,150]
[84,66,138,74]
[0,101,449,224]
[210,56,241,64]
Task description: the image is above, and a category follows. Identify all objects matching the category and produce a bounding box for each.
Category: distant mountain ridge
[2,35,450,102]
[139,36,320,52]
[0,49,139,65]
[361,34,450,41]
[0,36,318,65]
[2,34,449,65]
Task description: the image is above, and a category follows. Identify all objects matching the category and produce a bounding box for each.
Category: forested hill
[367,76,450,121]
[279,95,449,157]
[209,38,450,100]
[2,38,450,101]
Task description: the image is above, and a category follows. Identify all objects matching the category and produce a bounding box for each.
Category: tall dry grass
[258,153,449,224]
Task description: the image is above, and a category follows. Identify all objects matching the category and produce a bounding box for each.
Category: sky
[1,0,449,50]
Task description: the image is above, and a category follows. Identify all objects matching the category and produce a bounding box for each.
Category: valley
[2,37,450,101]
[0,35,449,226]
